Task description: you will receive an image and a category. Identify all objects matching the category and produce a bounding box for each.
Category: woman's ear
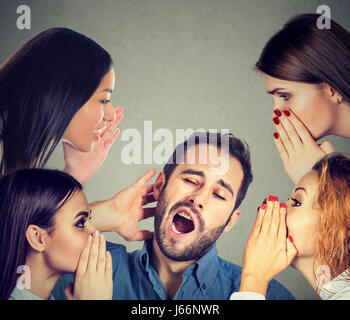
[325,84,343,104]
[223,210,240,233]
[153,172,166,200]
[26,225,47,252]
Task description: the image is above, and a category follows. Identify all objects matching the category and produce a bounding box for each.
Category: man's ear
[223,210,240,233]
[26,225,47,252]
[153,172,166,200]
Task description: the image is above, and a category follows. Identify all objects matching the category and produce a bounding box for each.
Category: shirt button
[202,284,207,290]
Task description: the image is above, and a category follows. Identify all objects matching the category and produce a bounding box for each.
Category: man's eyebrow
[180,169,204,177]
[217,179,234,197]
[294,187,308,195]
[267,88,286,95]
[74,211,89,220]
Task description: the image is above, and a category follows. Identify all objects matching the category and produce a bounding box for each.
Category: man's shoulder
[217,256,294,300]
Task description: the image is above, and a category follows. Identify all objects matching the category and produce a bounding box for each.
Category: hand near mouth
[63,106,123,184]
[239,196,297,296]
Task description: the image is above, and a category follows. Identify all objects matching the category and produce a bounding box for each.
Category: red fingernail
[274,196,279,202]
[273,117,280,125]
[288,235,293,243]
[283,110,291,117]
[261,203,267,210]
[268,195,274,202]
[280,203,286,208]
[274,109,282,117]
[273,132,279,139]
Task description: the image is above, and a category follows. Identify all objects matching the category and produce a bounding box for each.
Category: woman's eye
[75,218,87,228]
[100,99,110,105]
[279,93,291,101]
[290,197,301,207]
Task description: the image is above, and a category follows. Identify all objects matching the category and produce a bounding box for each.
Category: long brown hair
[256,14,350,103]
[312,153,350,280]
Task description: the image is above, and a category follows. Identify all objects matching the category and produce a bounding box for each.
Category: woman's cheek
[290,96,334,140]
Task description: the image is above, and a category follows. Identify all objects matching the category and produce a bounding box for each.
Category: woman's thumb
[320,141,335,155]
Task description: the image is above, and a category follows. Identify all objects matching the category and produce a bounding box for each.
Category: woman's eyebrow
[267,88,286,95]
[73,211,89,220]
[101,88,113,93]
[294,187,308,195]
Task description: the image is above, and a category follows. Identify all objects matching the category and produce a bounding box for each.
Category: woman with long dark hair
[0,27,124,183]
[0,169,112,300]
[0,28,156,242]
[232,153,350,300]
[256,14,350,183]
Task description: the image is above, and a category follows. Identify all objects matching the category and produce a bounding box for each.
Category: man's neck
[150,238,195,299]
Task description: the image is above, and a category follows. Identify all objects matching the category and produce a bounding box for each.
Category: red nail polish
[283,110,291,117]
[274,109,282,117]
[268,195,274,202]
[273,117,280,125]
[261,203,267,210]
[274,196,279,202]
[273,132,279,139]
[280,203,286,208]
[288,235,293,243]
[263,198,267,204]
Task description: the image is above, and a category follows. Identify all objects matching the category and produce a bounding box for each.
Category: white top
[319,270,350,300]
[9,286,55,300]
[230,270,350,300]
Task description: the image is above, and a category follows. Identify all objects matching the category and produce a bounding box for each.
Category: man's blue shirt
[52,239,294,300]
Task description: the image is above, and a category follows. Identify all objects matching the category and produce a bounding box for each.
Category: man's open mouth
[171,210,195,235]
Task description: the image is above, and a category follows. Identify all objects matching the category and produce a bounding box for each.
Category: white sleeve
[230,291,266,300]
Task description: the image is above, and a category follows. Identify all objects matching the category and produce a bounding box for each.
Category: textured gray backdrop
[1,0,350,300]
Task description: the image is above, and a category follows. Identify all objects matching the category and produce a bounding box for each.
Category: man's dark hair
[163,131,253,211]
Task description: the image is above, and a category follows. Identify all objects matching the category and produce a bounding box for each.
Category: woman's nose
[103,103,115,122]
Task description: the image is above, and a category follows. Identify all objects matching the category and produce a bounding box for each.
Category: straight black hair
[163,131,253,211]
[0,169,82,300]
[0,28,113,175]
[256,14,350,103]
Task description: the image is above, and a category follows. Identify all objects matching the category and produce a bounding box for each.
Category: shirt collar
[140,239,219,292]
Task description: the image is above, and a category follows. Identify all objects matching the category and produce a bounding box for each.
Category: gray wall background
[1,0,350,300]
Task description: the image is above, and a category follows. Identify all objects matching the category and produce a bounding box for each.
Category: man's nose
[187,190,209,211]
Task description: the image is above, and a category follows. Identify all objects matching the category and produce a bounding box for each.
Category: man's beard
[154,189,227,262]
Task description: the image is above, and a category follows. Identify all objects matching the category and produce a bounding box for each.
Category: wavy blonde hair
[312,153,350,280]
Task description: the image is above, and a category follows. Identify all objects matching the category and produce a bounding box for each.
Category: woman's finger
[278,110,303,149]
[97,234,106,273]
[105,251,113,278]
[268,197,280,236]
[135,169,156,186]
[251,201,267,238]
[87,231,100,272]
[273,116,295,156]
[285,109,315,145]
[260,196,275,236]
[277,203,287,240]
[76,234,92,277]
